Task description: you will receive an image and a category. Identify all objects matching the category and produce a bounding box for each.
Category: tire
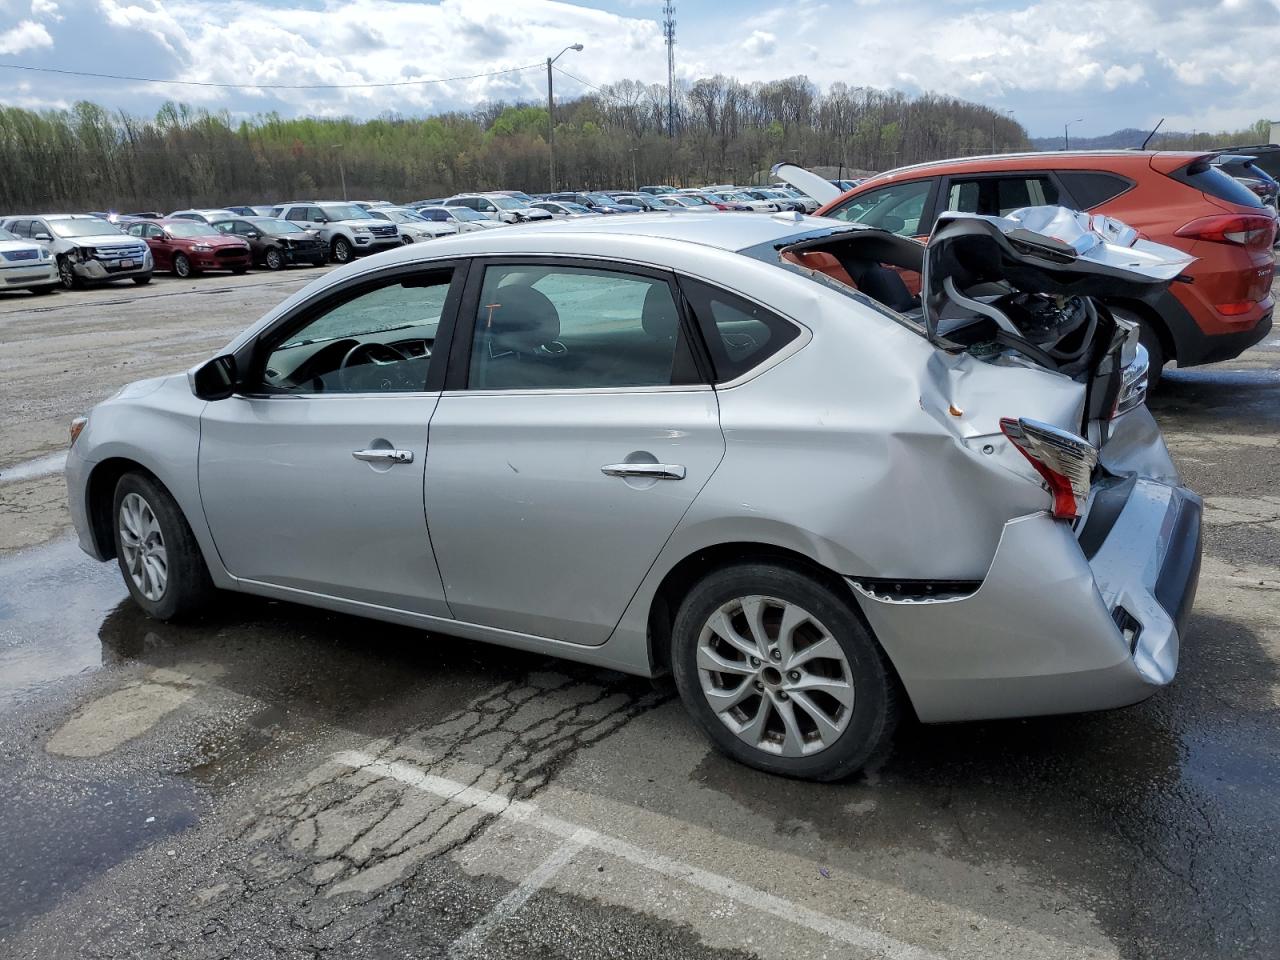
[1138,320,1165,390]
[112,472,215,621]
[172,253,193,278]
[57,255,79,290]
[331,236,353,263]
[401,234,415,245]
[671,562,899,781]
[132,273,152,286]
[264,247,284,270]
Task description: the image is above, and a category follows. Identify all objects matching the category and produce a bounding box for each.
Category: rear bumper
[850,479,1202,723]
[1159,275,1274,367]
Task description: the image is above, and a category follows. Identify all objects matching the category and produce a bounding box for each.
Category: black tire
[31,283,56,295]
[1138,319,1165,389]
[172,253,193,278]
[264,247,284,270]
[671,562,899,781]
[401,234,415,245]
[331,236,353,263]
[111,472,215,621]
[132,273,152,285]
[57,255,79,290]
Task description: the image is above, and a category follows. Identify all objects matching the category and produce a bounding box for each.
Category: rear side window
[1056,171,1134,209]
[1169,160,1264,208]
[945,175,1060,216]
[681,278,800,383]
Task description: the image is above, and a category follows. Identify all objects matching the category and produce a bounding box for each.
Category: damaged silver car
[64,206,1202,781]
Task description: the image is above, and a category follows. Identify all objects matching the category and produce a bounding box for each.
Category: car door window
[466,264,700,391]
[285,208,307,222]
[259,270,453,394]
[945,175,1060,216]
[828,179,934,236]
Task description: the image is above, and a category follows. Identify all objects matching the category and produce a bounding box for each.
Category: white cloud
[742,30,776,58]
[0,18,51,53]
[30,0,60,19]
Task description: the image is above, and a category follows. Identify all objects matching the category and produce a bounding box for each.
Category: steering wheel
[338,341,411,391]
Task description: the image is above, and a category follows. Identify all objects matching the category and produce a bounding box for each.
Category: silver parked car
[65,208,1202,780]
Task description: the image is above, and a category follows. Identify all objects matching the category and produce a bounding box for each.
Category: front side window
[828,179,934,236]
[260,270,453,394]
[285,208,308,222]
[680,278,800,383]
[467,264,700,391]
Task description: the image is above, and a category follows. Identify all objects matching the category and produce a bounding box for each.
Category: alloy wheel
[265,248,283,270]
[696,595,854,757]
[332,238,352,263]
[58,257,74,289]
[173,254,191,278]
[118,492,168,602]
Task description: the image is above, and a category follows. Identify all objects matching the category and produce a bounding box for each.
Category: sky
[0,0,1276,138]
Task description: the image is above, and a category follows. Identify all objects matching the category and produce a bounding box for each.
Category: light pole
[546,43,584,192]
[629,147,638,191]
[330,144,347,200]
[1064,117,1083,151]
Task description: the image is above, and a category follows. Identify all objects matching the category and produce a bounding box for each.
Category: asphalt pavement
[0,267,1277,959]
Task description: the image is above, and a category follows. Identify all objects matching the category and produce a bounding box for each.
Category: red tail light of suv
[814,151,1276,382]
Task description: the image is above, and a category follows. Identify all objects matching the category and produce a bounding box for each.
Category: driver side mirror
[247,231,260,238]
[314,216,329,224]
[189,354,238,401]
[34,232,52,241]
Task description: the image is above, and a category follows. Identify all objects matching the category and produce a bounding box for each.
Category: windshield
[681,195,712,206]
[319,204,373,221]
[488,196,524,210]
[166,222,220,238]
[586,194,615,205]
[560,202,593,214]
[49,218,121,238]
[448,207,485,221]
[250,218,304,234]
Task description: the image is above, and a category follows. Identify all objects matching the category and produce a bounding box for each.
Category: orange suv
[811,152,1276,383]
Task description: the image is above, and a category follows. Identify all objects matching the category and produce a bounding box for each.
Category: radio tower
[663,1,676,137]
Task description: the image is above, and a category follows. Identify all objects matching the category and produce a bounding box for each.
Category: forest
[0,73,1267,212]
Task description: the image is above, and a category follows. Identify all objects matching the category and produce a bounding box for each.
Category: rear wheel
[671,562,899,781]
[1138,320,1165,389]
[112,472,214,620]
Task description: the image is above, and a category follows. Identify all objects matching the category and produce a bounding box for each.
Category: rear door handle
[601,462,686,481]
[353,448,414,464]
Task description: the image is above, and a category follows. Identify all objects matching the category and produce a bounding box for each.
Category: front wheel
[671,562,899,781]
[331,237,353,263]
[172,253,193,278]
[264,247,284,270]
[112,472,215,620]
[57,256,79,290]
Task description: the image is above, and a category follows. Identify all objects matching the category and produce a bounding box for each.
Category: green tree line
[3,75,1037,211]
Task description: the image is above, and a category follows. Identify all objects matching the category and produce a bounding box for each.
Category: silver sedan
[65,208,1202,780]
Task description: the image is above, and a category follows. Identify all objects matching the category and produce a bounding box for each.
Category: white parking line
[448,829,592,958]
[0,451,66,484]
[334,751,945,960]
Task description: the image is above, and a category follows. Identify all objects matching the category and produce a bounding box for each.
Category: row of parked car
[0,185,826,296]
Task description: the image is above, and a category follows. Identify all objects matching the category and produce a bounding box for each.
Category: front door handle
[353,448,414,464]
[601,462,686,481]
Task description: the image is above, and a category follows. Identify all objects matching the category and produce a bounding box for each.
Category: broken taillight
[999,417,1099,520]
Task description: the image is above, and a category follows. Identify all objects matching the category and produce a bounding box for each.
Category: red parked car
[781,152,1276,383]
[124,218,251,277]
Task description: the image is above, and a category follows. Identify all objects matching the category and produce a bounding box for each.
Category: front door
[425,259,725,645]
[199,264,462,616]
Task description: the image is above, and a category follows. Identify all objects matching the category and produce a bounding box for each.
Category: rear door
[936,172,1062,219]
[424,257,725,645]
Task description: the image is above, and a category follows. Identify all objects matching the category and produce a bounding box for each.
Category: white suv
[443,193,554,224]
[271,202,401,263]
[1,214,152,288]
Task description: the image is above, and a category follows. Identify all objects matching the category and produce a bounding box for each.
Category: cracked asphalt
[1,270,1278,959]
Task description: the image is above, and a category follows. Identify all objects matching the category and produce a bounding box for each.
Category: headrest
[486,285,560,354]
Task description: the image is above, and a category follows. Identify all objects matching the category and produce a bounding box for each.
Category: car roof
[852,149,1207,185]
